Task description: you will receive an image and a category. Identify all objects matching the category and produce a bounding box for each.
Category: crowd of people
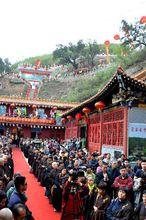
[21,137,146,220]
[0,135,34,220]
[0,134,146,219]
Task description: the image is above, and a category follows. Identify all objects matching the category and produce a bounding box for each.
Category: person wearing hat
[134,190,146,220]
[90,182,110,220]
[106,188,133,220]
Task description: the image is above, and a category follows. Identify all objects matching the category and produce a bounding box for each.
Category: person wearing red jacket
[113,166,133,198]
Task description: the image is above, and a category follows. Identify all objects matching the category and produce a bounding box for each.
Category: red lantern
[104,40,110,46]
[49,118,55,124]
[67,115,72,121]
[82,107,90,115]
[95,101,105,111]
[114,34,120,40]
[140,16,146,24]
[61,118,66,124]
[75,113,82,120]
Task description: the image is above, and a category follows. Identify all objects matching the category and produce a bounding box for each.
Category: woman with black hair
[106,188,133,220]
[90,182,110,220]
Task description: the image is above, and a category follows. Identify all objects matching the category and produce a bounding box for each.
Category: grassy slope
[38,48,146,102]
[1,48,146,102]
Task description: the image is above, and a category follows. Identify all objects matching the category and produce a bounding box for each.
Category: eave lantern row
[61,101,106,124]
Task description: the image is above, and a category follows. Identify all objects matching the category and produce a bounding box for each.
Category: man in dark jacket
[106,188,133,220]
[8,176,33,220]
[95,162,112,196]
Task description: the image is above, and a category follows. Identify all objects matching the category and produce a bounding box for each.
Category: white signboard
[102,145,123,158]
[128,123,146,138]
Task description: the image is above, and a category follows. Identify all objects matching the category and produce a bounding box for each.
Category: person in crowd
[126,165,135,179]
[12,203,26,220]
[96,159,103,174]
[0,190,7,210]
[134,190,146,220]
[59,168,69,189]
[8,176,33,220]
[6,173,21,192]
[0,208,14,220]
[103,153,111,165]
[87,154,98,171]
[49,162,62,212]
[134,161,146,207]
[136,161,146,191]
[90,182,110,220]
[61,172,84,220]
[0,178,6,191]
[84,176,97,219]
[95,162,111,195]
[106,188,133,220]
[85,168,95,181]
[113,166,133,198]
[123,159,130,168]
[134,158,142,174]
[6,174,22,201]
[108,161,120,185]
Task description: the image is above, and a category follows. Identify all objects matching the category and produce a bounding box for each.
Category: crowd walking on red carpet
[0,134,146,219]
[21,137,146,220]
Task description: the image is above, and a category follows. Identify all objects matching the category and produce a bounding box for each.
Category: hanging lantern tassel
[104,40,110,64]
[82,107,90,123]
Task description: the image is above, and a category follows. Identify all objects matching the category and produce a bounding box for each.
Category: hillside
[1,48,146,103]
[38,49,146,102]
[0,74,25,97]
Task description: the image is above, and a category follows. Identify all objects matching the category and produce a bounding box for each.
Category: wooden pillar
[123,107,128,157]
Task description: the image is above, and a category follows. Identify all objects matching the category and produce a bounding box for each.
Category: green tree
[0,58,11,74]
[83,40,100,68]
[53,40,85,70]
[0,58,5,73]
[121,19,146,49]
[4,58,11,72]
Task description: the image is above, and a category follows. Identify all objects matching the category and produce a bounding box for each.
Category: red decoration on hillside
[140,16,146,24]
[104,40,110,46]
[95,101,105,111]
[114,34,120,40]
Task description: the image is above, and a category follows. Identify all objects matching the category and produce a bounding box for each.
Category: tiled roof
[62,67,146,116]
[0,96,78,109]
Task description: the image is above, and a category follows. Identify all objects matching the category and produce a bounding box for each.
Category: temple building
[62,67,146,158]
[0,96,78,141]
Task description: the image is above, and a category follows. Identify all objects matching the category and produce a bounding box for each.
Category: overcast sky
[0,0,145,63]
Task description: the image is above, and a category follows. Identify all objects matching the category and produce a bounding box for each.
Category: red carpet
[12,148,61,220]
